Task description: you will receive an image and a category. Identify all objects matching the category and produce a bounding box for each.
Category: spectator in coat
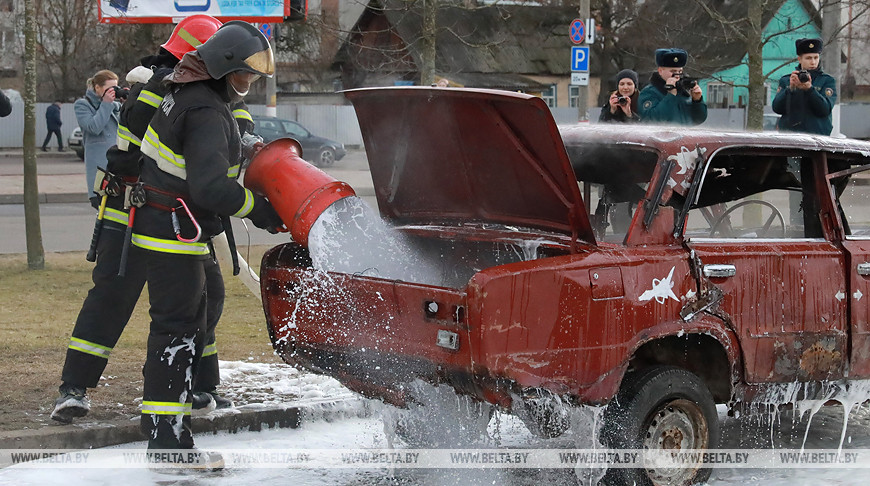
[772,38,837,135]
[74,70,120,207]
[599,69,641,123]
[42,100,64,151]
[638,48,707,126]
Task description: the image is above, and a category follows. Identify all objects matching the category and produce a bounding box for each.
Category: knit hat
[616,69,639,87]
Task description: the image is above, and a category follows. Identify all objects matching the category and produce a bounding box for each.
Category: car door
[683,149,847,383]
[282,121,315,153]
[825,154,870,377]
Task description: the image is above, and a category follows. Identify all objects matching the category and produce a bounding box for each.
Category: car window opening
[682,150,823,240]
[828,157,870,238]
[565,144,657,243]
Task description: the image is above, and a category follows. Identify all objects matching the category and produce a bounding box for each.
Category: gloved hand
[247,197,286,234]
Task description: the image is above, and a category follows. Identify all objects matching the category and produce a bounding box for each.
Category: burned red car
[251,87,870,485]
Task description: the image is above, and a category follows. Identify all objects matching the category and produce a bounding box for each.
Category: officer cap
[197,21,275,79]
[796,38,823,55]
[655,48,688,68]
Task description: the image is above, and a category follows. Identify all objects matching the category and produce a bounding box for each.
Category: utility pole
[822,0,842,135]
[576,0,590,121]
[266,29,277,117]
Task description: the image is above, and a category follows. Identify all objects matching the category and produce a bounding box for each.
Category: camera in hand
[676,77,697,92]
[797,70,810,83]
[111,86,130,99]
[616,95,628,106]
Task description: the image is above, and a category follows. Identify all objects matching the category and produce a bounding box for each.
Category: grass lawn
[0,248,279,432]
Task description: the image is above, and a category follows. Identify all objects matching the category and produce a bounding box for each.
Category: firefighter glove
[248,197,285,234]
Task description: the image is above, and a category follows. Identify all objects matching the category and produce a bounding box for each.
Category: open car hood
[345,87,595,245]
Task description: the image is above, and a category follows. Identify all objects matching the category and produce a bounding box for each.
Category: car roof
[558,124,870,156]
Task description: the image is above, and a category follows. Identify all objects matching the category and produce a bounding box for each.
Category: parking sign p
[571,46,589,72]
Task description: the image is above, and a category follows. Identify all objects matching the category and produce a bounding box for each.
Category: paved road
[0,150,376,254]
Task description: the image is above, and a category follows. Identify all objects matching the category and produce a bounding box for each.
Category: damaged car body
[257,87,870,484]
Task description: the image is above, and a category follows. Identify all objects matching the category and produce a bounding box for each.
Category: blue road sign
[569,19,585,44]
[259,23,272,40]
[571,46,589,72]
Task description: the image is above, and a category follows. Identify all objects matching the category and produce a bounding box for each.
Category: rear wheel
[74,149,84,160]
[602,366,719,486]
[314,147,336,167]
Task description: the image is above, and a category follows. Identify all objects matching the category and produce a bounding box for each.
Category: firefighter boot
[191,392,216,416]
[50,383,90,424]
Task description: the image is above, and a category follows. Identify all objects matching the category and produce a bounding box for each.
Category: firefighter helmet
[197,21,275,79]
[161,14,223,60]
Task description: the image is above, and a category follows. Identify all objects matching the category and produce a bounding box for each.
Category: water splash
[307,197,444,286]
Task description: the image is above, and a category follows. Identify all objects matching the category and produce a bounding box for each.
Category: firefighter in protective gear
[51,14,230,425]
[134,21,282,455]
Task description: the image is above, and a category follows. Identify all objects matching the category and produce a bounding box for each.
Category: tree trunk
[419,0,437,86]
[745,1,764,132]
[24,0,45,270]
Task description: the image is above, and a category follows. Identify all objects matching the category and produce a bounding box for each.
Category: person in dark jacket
[638,48,707,126]
[0,88,11,117]
[133,21,282,468]
[49,15,229,428]
[599,69,640,123]
[772,38,837,135]
[41,101,64,151]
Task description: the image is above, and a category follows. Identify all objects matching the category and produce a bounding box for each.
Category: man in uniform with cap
[638,48,707,125]
[772,38,837,135]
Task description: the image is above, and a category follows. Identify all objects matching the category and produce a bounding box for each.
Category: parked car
[68,127,83,160]
[258,87,870,485]
[251,116,345,167]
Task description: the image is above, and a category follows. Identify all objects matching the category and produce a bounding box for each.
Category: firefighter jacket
[132,78,264,257]
[772,66,837,136]
[103,69,253,231]
[638,72,707,126]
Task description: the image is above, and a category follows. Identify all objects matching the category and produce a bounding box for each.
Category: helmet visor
[244,48,274,77]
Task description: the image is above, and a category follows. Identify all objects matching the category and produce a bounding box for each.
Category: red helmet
[161,14,223,60]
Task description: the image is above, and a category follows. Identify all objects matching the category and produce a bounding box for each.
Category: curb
[0,397,369,451]
[0,193,86,205]
[0,152,79,159]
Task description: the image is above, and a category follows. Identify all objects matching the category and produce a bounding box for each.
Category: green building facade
[699,0,821,108]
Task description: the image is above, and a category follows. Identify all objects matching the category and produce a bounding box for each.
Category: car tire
[602,366,719,486]
[314,147,336,167]
[75,150,84,160]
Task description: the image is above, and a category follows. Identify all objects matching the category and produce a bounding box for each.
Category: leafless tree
[23,0,44,270]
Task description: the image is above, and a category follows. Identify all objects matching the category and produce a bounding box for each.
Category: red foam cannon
[243,138,356,247]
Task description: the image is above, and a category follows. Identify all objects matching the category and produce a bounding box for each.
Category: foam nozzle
[243,138,356,247]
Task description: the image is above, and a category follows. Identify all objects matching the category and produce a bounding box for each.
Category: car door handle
[703,264,736,278]
[858,263,870,276]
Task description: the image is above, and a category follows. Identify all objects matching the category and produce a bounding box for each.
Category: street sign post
[571,46,589,72]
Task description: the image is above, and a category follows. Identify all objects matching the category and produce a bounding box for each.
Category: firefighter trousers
[140,250,209,449]
[61,225,225,392]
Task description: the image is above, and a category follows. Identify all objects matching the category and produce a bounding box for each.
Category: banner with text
[98,0,307,24]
